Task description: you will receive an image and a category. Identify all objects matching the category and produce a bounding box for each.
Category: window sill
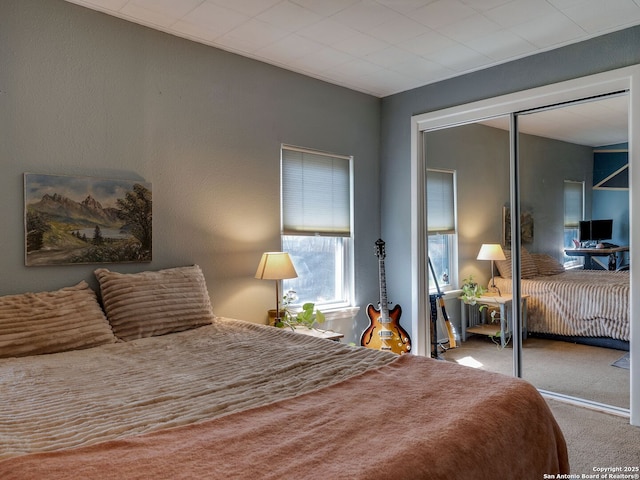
[321,306,360,322]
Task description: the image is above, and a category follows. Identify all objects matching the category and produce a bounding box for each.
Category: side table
[460,294,528,348]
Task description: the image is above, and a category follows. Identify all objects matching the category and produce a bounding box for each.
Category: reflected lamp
[476,244,506,291]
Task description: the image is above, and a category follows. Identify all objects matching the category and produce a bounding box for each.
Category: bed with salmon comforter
[0,266,569,480]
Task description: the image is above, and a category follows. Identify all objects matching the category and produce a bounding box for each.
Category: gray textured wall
[0,0,381,339]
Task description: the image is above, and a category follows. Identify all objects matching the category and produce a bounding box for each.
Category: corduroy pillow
[494,248,539,279]
[531,253,565,276]
[0,281,116,359]
[95,265,214,341]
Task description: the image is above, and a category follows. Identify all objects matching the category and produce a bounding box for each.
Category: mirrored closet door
[422,89,631,415]
[515,93,630,412]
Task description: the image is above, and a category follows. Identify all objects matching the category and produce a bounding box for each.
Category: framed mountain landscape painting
[24,173,152,266]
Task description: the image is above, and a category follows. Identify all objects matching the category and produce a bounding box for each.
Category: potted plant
[459,275,487,308]
[460,276,502,329]
[275,290,325,331]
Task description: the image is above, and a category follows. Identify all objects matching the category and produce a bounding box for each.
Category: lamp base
[487,285,502,296]
[268,309,286,326]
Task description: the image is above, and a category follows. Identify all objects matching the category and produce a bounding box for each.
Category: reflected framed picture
[24,173,152,266]
[503,206,533,246]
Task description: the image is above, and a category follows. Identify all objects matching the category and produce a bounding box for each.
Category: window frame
[280,145,354,310]
[563,180,585,268]
[426,168,458,293]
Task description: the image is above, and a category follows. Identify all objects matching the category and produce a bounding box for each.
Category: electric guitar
[360,239,411,354]
[428,257,457,351]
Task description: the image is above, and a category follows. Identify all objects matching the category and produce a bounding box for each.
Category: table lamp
[477,243,506,292]
[255,252,298,324]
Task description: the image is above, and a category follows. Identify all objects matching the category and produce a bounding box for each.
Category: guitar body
[361,303,411,354]
[361,239,412,355]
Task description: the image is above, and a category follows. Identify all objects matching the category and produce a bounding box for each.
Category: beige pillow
[495,248,539,279]
[95,265,214,341]
[532,253,565,275]
[0,282,116,358]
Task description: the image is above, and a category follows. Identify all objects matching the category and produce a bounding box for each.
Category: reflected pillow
[95,265,214,341]
[0,281,116,358]
[532,253,565,276]
[495,248,539,279]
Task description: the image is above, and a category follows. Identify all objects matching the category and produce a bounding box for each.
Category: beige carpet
[443,335,629,409]
[546,400,640,474]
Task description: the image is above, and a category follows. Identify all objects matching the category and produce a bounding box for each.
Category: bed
[493,250,630,345]
[0,265,569,479]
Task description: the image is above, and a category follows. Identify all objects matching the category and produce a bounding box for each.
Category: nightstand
[460,294,528,348]
[289,326,344,342]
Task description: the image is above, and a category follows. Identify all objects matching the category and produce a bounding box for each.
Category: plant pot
[267,309,286,326]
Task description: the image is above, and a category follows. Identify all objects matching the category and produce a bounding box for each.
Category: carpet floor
[546,399,640,474]
[443,335,629,409]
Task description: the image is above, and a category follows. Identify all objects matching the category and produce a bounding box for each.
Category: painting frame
[24,173,152,266]
[502,206,534,246]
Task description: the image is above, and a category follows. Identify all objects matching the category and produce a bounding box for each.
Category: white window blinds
[564,180,584,227]
[281,146,352,237]
[427,169,455,234]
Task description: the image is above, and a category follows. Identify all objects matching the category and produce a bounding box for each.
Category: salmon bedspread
[0,318,568,479]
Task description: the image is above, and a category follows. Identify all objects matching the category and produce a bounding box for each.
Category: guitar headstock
[374,238,386,259]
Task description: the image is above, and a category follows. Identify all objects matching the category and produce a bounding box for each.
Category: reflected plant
[459,276,488,310]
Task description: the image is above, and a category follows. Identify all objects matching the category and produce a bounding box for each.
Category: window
[281,145,353,309]
[426,169,457,290]
[563,180,584,267]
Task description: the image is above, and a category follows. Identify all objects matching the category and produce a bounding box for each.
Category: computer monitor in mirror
[578,219,613,245]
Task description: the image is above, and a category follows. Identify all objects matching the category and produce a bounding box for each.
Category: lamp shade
[255,252,298,280]
[477,244,506,261]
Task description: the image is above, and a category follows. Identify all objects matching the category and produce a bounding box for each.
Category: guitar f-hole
[364,327,376,345]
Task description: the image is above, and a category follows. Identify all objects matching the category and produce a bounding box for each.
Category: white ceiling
[64,0,640,98]
[63,0,635,145]
[480,92,629,146]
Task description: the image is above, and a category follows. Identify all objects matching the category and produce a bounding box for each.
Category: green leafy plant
[459,275,488,308]
[276,290,325,330]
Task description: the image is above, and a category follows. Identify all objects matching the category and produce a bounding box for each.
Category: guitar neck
[378,256,390,321]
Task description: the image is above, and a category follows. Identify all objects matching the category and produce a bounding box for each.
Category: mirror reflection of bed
[428,92,630,413]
